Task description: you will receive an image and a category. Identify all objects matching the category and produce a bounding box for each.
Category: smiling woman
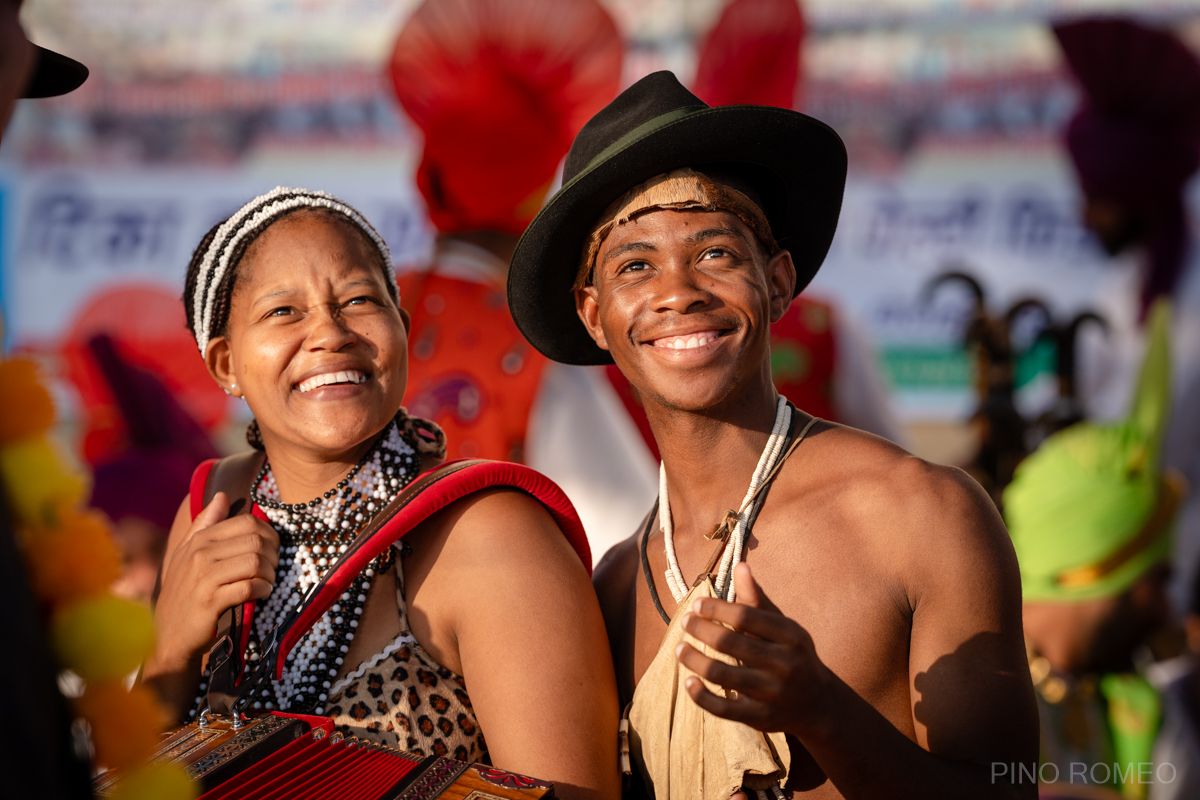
[143,188,620,800]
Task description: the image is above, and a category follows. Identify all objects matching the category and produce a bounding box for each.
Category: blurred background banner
[4,0,1199,435]
[2,168,430,350]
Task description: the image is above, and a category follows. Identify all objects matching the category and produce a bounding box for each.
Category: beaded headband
[190,187,397,356]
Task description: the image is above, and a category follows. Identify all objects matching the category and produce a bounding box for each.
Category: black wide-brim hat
[23,45,89,99]
[508,70,847,365]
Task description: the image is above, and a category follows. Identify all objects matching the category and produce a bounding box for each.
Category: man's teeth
[296,370,367,393]
[653,332,718,350]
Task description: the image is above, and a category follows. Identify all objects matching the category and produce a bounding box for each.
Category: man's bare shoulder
[791,422,997,519]
[782,423,1016,589]
[423,488,589,584]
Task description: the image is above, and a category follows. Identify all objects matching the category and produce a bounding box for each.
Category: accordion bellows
[93,713,552,799]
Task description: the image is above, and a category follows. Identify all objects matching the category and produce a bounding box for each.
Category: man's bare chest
[619,521,914,716]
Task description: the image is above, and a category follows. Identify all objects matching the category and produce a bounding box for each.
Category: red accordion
[95,459,589,799]
[94,712,552,799]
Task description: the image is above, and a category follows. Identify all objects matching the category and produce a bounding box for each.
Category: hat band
[578,105,708,180]
[1055,471,1184,589]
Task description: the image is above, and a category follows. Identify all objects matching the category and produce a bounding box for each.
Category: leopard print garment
[324,554,488,762]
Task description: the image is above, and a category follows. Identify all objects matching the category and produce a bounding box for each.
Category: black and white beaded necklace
[242,419,422,715]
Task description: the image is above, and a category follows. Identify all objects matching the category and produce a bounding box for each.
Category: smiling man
[508,72,1039,799]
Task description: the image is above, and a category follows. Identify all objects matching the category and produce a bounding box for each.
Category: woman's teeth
[652,331,719,350]
[296,370,368,393]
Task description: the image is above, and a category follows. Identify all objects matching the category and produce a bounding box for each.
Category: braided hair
[182,187,398,356]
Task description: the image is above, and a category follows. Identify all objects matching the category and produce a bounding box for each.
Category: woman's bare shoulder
[436,487,589,577]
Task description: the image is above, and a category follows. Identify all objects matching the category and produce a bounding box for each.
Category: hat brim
[508,104,847,365]
[23,45,89,99]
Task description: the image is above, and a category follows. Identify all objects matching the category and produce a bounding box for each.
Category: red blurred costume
[389,0,622,463]
[397,246,548,461]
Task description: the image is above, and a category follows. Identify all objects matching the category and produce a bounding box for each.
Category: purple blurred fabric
[1054,18,1200,313]
[86,334,219,531]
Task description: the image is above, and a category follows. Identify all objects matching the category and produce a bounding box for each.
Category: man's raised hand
[675,561,831,738]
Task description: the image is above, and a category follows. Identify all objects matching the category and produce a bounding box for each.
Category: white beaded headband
[191,187,397,356]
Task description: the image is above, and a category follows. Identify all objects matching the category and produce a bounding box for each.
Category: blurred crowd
[4,0,1200,798]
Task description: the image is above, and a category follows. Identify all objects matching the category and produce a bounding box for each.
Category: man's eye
[702,247,730,259]
[344,296,376,307]
[620,260,650,274]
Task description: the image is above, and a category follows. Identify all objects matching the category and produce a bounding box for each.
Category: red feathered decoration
[389,0,622,235]
[692,0,805,110]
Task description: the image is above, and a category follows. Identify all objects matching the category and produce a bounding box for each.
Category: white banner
[0,145,1153,421]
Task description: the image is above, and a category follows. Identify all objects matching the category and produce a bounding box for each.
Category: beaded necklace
[243,419,421,715]
[659,397,791,604]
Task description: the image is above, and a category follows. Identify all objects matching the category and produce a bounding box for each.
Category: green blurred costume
[1005,301,1180,799]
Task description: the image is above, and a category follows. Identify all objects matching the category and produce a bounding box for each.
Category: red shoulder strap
[274,459,588,679]
[190,458,219,519]
[188,453,267,715]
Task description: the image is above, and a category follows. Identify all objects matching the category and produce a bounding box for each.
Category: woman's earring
[225,382,237,396]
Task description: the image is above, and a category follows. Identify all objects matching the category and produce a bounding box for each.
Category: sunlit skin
[581,208,1038,799]
[145,212,620,800]
[1023,563,1172,675]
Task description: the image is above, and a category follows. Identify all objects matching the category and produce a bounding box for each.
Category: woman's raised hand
[143,492,279,716]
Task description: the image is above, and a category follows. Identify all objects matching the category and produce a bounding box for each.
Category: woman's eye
[267,306,293,317]
[620,260,650,274]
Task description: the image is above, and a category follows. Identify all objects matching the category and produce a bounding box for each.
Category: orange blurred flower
[77,682,167,771]
[1,351,193,798]
[24,508,121,606]
[110,763,198,800]
[0,358,55,445]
